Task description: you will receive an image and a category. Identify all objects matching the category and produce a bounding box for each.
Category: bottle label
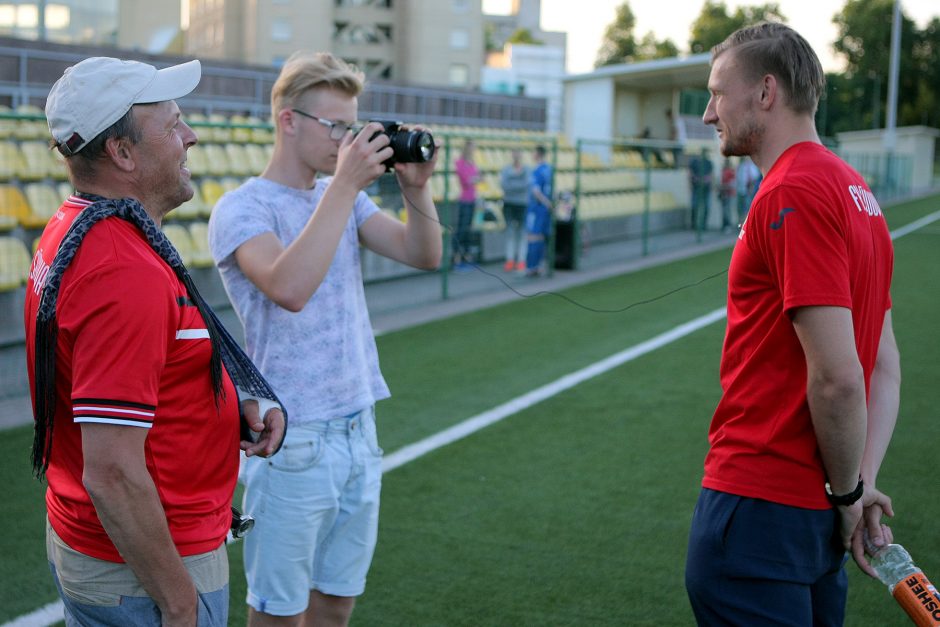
[893,572,940,626]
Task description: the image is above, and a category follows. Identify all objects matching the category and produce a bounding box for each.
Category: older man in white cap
[24,57,286,626]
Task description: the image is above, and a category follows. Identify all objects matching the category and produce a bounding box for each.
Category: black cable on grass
[397,175,729,315]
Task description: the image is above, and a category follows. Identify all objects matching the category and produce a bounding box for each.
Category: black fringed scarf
[32,194,287,478]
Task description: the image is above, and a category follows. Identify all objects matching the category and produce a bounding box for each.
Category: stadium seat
[161,223,194,266]
[204,143,232,177]
[224,143,252,176]
[19,141,63,180]
[0,140,27,180]
[186,144,210,177]
[24,183,61,223]
[0,235,32,290]
[0,105,16,139]
[200,179,225,210]
[207,114,232,143]
[187,221,214,268]
[11,104,47,140]
[0,184,48,228]
[244,143,268,173]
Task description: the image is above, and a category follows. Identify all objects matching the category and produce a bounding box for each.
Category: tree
[689,1,787,54]
[595,2,637,66]
[507,28,542,45]
[826,0,929,132]
[595,1,678,66]
[636,32,680,61]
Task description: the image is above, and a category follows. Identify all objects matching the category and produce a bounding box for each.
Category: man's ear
[278,108,300,137]
[103,136,136,173]
[758,74,778,111]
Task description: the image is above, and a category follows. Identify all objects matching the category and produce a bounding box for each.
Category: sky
[483,0,940,74]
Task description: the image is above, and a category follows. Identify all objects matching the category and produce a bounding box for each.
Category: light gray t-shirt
[208,176,390,425]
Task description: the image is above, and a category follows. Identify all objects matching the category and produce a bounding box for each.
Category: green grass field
[2,194,938,626]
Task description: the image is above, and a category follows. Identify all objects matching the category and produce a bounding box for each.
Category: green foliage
[595,1,679,67]
[636,32,680,61]
[823,0,940,133]
[506,27,542,45]
[689,0,787,54]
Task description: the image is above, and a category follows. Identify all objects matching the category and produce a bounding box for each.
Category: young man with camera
[208,51,441,627]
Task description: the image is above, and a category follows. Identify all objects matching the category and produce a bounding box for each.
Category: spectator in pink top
[453,139,480,270]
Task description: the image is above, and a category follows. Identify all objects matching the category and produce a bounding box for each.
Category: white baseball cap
[46,57,201,156]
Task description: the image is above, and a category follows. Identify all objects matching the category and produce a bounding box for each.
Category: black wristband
[825,478,864,506]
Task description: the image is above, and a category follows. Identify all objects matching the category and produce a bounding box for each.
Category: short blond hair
[712,23,825,116]
[270,51,365,117]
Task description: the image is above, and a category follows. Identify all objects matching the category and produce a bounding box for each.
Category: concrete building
[480,0,566,131]
[0,0,182,53]
[186,0,485,89]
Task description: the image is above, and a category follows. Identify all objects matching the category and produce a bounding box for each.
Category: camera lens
[390,129,435,164]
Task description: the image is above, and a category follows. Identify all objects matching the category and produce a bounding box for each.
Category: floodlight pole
[883,0,901,194]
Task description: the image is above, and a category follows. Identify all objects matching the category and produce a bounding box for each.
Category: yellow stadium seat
[161,223,194,266]
[207,114,232,143]
[203,143,232,177]
[225,143,252,176]
[0,140,27,180]
[187,221,214,268]
[19,141,63,180]
[0,105,15,139]
[24,183,61,223]
[186,144,209,177]
[200,179,225,210]
[0,184,48,228]
[11,104,47,140]
[244,144,268,173]
[0,235,32,290]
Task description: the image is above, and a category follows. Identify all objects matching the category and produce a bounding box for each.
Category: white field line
[382,306,728,472]
[6,210,936,627]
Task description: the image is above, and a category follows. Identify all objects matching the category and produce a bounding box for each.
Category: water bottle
[869,543,940,626]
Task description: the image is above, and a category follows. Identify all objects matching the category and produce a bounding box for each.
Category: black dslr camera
[231,506,254,539]
[367,120,435,170]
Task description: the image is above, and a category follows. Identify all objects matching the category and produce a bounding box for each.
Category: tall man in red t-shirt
[685,24,901,625]
[25,57,284,626]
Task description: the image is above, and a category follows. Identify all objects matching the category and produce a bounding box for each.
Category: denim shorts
[241,406,383,616]
[47,522,228,626]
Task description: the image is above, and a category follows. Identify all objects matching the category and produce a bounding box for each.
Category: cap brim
[136,60,201,105]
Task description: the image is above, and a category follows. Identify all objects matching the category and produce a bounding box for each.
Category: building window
[449,64,469,86]
[450,28,468,49]
[271,17,291,41]
[452,0,469,13]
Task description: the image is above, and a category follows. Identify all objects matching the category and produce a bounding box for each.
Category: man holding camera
[208,51,441,626]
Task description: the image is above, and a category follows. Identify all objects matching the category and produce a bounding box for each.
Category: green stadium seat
[0,235,32,290]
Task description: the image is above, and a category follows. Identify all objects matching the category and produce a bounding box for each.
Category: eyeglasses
[291,109,360,140]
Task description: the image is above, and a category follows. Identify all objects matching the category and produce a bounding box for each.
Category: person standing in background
[718,158,736,232]
[454,139,480,270]
[499,148,529,272]
[524,144,553,277]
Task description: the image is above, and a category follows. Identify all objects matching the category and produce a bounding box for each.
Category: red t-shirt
[24,196,240,561]
[703,143,893,510]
